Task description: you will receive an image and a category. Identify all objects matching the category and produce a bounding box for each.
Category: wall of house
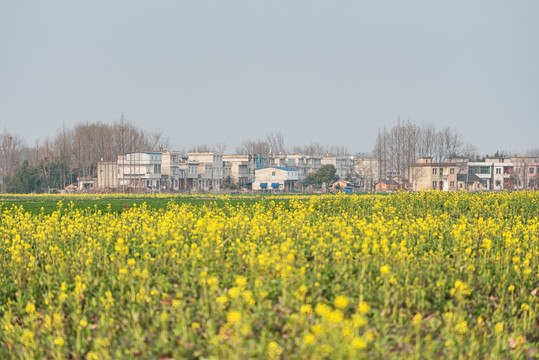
[97,162,118,189]
[410,164,458,191]
[253,168,298,191]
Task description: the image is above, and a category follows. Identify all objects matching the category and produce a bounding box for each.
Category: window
[470,166,490,174]
[529,168,535,174]
[450,181,455,187]
[460,183,463,189]
[450,168,455,175]
[432,181,437,188]
[272,171,276,176]
[496,168,501,174]
[439,168,443,175]
[432,168,437,175]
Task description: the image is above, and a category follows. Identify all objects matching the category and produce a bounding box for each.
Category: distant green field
[0,194,296,215]
[0,192,388,215]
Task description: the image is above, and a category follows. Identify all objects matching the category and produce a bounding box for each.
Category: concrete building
[97,161,118,189]
[117,152,163,191]
[409,157,458,191]
[456,173,483,191]
[266,154,323,181]
[161,151,184,191]
[223,154,266,185]
[447,156,539,191]
[374,179,400,192]
[354,156,379,191]
[253,167,299,191]
[77,177,96,192]
[467,162,495,190]
[322,156,354,180]
[97,151,183,192]
[525,163,539,189]
[466,157,537,190]
[330,180,360,193]
[186,152,224,191]
[509,157,537,189]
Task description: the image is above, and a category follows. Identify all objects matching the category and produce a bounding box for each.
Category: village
[70,150,539,194]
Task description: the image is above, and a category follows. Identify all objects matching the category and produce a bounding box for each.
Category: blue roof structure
[126,151,162,155]
[272,166,298,172]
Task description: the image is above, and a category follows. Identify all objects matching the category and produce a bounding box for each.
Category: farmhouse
[253,167,299,192]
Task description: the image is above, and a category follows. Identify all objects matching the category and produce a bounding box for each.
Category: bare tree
[189,144,213,152]
[417,123,438,159]
[525,148,539,159]
[373,127,389,181]
[266,132,286,155]
[292,141,325,156]
[324,145,350,156]
[236,139,270,155]
[214,142,227,154]
[373,120,473,185]
[1,130,25,193]
[438,127,463,161]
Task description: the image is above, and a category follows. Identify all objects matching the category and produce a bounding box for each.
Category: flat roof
[410,163,456,167]
[271,166,298,172]
[126,152,162,155]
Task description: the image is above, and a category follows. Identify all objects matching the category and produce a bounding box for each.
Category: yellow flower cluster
[0,191,538,358]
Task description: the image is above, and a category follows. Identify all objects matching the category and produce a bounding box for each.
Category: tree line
[372,120,479,181]
[1,117,169,192]
[1,117,538,193]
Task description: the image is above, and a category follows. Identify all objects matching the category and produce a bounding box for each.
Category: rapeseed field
[0,192,538,359]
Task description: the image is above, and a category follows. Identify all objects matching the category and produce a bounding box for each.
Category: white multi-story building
[354,157,379,190]
[117,152,163,190]
[267,154,323,181]
[322,156,355,180]
[97,151,186,192]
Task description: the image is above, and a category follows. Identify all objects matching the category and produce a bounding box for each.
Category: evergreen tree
[5,160,42,193]
[305,164,339,187]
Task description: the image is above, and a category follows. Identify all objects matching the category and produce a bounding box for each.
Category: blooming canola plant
[0,192,538,359]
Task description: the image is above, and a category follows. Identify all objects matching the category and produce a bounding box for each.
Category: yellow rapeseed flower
[334,295,349,309]
[357,301,370,314]
[53,337,65,347]
[455,321,468,335]
[351,337,367,350]
[226,311,242,324]
[380,265,391,276]
[412,313,422,328]
[268,341,283,358]
[25,302,36,315]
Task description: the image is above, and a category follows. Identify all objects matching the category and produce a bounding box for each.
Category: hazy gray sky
[1,1,538,154]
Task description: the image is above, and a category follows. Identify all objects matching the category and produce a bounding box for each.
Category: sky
[1,0,538,155]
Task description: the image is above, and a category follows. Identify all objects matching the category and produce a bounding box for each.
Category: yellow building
[409,157,458,191]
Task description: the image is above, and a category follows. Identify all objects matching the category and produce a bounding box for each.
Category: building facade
[185,152,224,191]
[253,167,299,191]
[409,157,458,191]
